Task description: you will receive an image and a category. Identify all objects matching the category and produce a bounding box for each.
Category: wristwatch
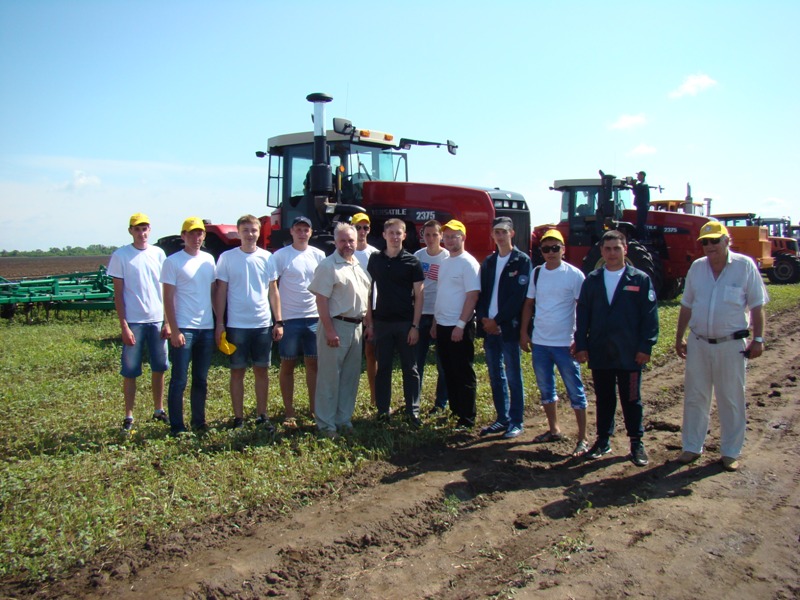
[275,320,284,326]
[411,323,419,329]
[753,336,764,343]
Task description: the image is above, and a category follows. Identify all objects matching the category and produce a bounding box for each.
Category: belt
[693,329,749,344]
[333,315,363,325]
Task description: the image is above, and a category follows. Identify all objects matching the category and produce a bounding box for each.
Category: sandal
[533,430,564,443]
[571,440,590,457]
[283,417,298,429]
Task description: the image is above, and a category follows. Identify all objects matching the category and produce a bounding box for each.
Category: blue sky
[1,0,798,251]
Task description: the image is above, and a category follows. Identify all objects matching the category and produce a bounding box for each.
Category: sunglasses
[701,238,722,246]
[541,245,562,253]
[355,225,370,231]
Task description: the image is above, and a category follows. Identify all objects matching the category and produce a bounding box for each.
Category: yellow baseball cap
[218,331,237,355]
[442,219,466,235]
[181,217,205,233]
[351,212,370,224]
[129,213,150,227]
[697,221,728,240]
[541,229,565,244]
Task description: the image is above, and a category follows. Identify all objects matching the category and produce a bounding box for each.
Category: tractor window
[565,188,599,220]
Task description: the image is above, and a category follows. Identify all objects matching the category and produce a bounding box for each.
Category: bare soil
[0,256,111,280]
[5,298,800,599]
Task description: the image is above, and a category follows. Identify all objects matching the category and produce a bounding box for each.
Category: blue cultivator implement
[0,267,115,320]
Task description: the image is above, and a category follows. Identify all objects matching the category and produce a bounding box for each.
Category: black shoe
[407,415,422,428]
[377,412,391,423]
[255,414,276,434]
[122,417,134,433]
[152,410,169,424]
[631,444,649,467]
[586,440,612,460]
[232,417,244,429]
[428,406,445,416]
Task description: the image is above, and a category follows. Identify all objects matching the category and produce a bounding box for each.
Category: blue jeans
[532,344,587,409]
[416,314,448,408]
[120,322,169,378]
[167,328,214,433]
[278,317,318,360]
[483,333,524,428]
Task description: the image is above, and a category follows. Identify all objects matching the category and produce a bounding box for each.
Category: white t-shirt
[603,267,625,304]
[215,247,277,328]
[107,244,166,324]
[270,245,326,320]
[434,251,481,326]
[161,250,216,329]
[488,252,512,319]
[527,262,585,347]
[354,245,379,270]
[414,247,450,315]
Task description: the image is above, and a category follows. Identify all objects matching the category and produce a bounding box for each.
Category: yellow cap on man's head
[442,219,466,235]
[541,229,565,244]
[697,221,728,240]
[181,217,205,233]
[129,213,150,227]
[351,212,370,224]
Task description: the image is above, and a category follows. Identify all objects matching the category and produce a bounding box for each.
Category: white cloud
[609,114,647,130]
[628,144,657,156]
[669,74,718,99]
[57,170,101,192]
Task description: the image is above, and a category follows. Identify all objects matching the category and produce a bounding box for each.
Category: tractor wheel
[767,255,800,284]
[1,303,16,319]
[658,277,684,301]
[530,246,545,268]
[581,239,663,297]
[155,235,184,257]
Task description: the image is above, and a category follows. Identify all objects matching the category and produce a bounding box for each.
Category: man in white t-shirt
[108,213,170,433]
[352,212,379,406]
[214,215,283,431]
[520,230,588,456]
[432,220,481,429]
[161,217,217,436]
[414,220,449,414]
[270,216,325,426]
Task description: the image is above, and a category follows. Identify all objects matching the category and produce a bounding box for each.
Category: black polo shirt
[367,249,424,322]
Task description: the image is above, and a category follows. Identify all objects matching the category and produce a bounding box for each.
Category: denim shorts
[278,317,318,360]
[226,326,273,369]
[120,322,169,378]
[532,344,587,410]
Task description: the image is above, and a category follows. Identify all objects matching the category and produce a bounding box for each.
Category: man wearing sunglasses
[520,230,588,456]
[352,212,379,407]
[674,221,768,472]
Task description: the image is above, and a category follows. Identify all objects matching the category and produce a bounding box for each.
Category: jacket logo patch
[623,285,640,292]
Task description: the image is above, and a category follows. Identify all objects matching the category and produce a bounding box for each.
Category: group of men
[111,208,767,471]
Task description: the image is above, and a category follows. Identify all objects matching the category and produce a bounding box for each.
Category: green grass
[2,283,799,583]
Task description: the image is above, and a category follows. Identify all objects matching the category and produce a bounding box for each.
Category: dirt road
[21,310,800,599]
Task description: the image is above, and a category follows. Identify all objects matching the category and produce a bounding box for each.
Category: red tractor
[530,172,709,299]
[157,93,530,261]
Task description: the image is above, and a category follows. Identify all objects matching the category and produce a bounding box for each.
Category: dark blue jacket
[476,247,532,343]
[575,265,659,370]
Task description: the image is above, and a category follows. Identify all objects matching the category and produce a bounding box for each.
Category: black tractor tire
[155,235,184,257]
[658,277,685,301]
[767,255,800,284]
[582,239,664,298]
[530,246,545,268]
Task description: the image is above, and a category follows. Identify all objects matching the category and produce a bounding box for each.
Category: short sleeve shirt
[434,251,481,326]
[308,252,371,319]
[271,245,326,320]
[160,250,216,329]
[367,250,425,322]
[414,247,450,315]
[107,244,166,324]
[215,247,277,328]
[681,250,768,338]
[527,262,585,346]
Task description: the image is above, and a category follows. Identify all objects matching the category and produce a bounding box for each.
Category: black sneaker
[152,410,169,424]
[122,417,134,433]
[586,440,612,460]
[232,417,244,429]
[255,414,276,434]
[428,406,445,416]
[631,444,649,467]
[407,415,422,428]
[479,421,508,436]
[377,412,391,423]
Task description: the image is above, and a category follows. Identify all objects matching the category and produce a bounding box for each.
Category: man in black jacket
[476,216,532,439]
[575,230,659,466]
[632,171,650,241]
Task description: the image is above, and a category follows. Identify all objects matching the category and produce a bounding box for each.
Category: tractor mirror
[333,118,355,136]
[447,140,458,156]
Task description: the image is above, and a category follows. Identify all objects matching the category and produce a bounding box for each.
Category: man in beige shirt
[308,223,372,438]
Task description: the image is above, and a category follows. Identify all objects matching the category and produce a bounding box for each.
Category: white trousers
[314,319,362,433]
[682,334,747,457]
